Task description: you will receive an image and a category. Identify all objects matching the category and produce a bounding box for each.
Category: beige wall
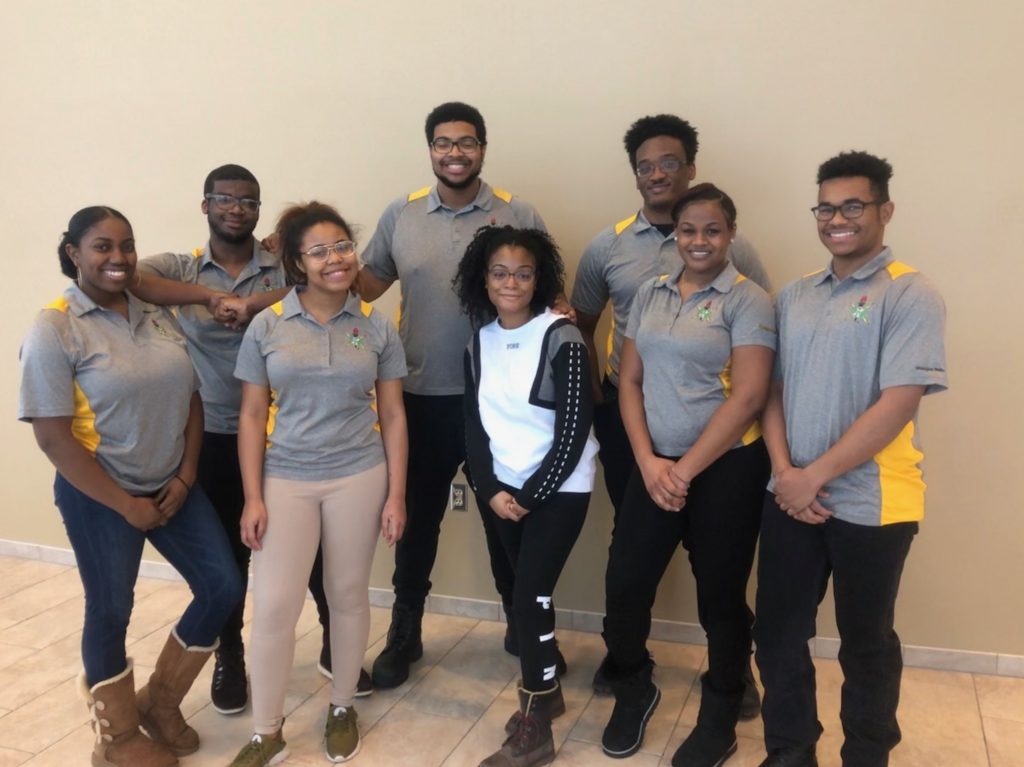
[3,1,1021,654]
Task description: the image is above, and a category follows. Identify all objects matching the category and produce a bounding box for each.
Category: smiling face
[486,244,537,329]
[674,200,734,283]
[66,216,136,305]
[817,176,893,269]
[203,179,260,245]
[296,222,358,296]
[634,135,695,220]
[430,120,485,191]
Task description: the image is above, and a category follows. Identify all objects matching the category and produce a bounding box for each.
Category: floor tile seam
[0,594,88,640]
[973,673,996,767]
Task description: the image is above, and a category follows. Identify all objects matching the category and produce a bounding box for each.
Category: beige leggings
[250,462,387,733]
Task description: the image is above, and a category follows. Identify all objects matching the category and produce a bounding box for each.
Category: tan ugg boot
[80,660,178,767]
[137,629,215,756]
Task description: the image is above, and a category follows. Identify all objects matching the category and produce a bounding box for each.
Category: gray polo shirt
[774,248,947,526]
[140,241,286,434]
[572,210,771,387]
[19,284,198,494]
[625,262,775,457]
[361,181,545,396]
[234,289,407,481]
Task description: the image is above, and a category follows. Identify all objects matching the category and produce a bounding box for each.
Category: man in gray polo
[357,101,546,688]
[572,114,768,706]
[754,151,947,767]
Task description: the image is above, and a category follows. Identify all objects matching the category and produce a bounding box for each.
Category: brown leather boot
[137,630,215,756]
[504,681,565,735]
[480,685,556,767]
[80,661,178,767]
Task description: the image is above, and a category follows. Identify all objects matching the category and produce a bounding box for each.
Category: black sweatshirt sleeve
[463,343,503,504]
[514,339,593,510]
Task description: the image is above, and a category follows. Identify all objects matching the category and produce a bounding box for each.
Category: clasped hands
[773,465,832,525]
[207,292,254,330]
[490,491,531,522]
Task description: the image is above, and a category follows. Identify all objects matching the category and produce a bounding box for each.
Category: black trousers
[392,392,515,610]
[488,488,589,691]
[196,431,251,651]
[200,431,332,649]
[592,378,635,527]
[604,440,768,693]
[754,496,917,767]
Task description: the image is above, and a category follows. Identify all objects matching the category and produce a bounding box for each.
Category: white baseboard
[4,538,1019,679]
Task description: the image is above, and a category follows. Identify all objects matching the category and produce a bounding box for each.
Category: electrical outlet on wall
[450,483,467,511]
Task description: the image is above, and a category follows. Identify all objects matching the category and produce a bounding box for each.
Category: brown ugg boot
[479,685,556,767]
[137,629,215,756]
[80,660,178,767]
[504,681,565,735]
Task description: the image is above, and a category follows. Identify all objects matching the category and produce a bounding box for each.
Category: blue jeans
[54,473,242,686]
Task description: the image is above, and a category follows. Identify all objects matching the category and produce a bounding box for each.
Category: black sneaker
[370,605,423,689]
[670,726,737,767]
[317,640,373,697]
[211,645,248,715]
[758,745,818,766]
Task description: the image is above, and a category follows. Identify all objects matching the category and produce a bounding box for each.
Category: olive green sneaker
[324,705,360,762]
[228,732,288,766]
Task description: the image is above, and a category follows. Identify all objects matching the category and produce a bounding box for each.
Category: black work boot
[371,604,424,688]
[757,745,818,766]
[602,659,661,759]
[670,672,742,767]
[210,643,247,715]
[738,660,761,721]
[504,680,565,735]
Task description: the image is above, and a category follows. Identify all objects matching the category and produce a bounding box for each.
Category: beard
[434,168,482,191]
[209,217,256,245]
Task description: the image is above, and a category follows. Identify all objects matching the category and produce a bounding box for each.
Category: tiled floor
[0,554,1021,766]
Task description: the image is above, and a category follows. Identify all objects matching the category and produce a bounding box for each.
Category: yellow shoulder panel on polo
[45,297,70,312]
[360,301,374,318]
[192,247,204,259]
[269,301,284,316]
[885,261,917,279]
[492,187,513,204]
[614,214,638,236]
[72,381,100,455]
[407,187,431,202]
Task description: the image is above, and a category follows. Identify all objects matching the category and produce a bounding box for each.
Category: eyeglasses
[487,267,536,283]
[635,158,685,178]
[811,200,882,221]
[204,193,261,213]
[430,136,483,154]
[302,240,356,259]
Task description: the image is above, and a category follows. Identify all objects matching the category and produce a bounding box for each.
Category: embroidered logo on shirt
[261,276,273,292]
[850,295,872,323]
[150,317,171,337]
[347,328,365,349]
[696,300,713,322]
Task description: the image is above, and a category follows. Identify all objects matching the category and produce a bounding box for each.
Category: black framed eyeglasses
[430,136,483,153]
[487,267,536,284]
[811,200,882,221]
[204,193,261,213]
[635,158,685,178]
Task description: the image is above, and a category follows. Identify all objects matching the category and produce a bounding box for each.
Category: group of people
[17,101,947,767]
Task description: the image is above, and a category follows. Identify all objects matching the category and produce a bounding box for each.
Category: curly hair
[623,114,699,170]
[453,226,565,326]
[817,150,893,202]
[275,202,354,286]
[425,102,487,145]
[671,182,738,229]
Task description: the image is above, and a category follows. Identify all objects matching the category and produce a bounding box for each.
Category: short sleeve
[571,229,615,316]
[18,314,76,420]
[727,282,777,350]
[375,315,408,381]
[361,198,404,283]
[139,252,191,281]
[879,275,948,394]
[233,313,271,386]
